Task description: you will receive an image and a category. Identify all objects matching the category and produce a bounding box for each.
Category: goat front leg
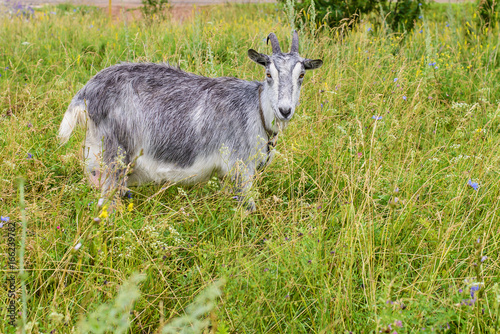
[230,160,257,212]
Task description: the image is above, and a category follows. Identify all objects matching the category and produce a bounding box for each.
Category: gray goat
[58,31,322,210]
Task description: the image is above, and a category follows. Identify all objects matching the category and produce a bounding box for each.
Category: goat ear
[248,49,269,67]
[304,59,323,70]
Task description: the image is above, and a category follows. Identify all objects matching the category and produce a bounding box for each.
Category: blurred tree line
[280,0,498,33]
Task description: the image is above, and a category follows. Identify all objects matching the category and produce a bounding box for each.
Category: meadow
[0,1,500,333]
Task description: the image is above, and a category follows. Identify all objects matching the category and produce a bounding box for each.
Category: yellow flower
[99,205,109,219]
[127,202,134,212]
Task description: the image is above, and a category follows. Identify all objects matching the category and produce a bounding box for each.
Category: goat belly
[128,151,222,186]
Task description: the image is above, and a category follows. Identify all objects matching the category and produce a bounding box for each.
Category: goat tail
[58,101,87,144]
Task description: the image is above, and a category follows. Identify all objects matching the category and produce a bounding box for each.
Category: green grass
[1,2,500,333]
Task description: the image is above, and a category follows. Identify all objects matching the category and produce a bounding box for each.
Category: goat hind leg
[83,143,103,189]
[97,145,131,212]
[83,126,106,189]
[104,146,130,193]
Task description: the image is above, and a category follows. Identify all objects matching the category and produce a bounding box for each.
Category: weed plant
[0,2,500,333]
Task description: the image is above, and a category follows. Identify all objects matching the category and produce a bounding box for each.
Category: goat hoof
[245,199,256,212]
[232,196,256,212]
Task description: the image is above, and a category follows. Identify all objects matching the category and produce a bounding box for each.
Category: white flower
[451,102,470,110]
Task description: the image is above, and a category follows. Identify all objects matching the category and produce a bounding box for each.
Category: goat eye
[299,73,305,79]
[266,73,272,78]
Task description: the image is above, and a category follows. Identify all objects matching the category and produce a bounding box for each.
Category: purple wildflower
[470,285,480,299]
[462,298,475,306]
[372,115,383,120]
[481,256,487,262]
[467,179,479,190]
[403,96,407,100]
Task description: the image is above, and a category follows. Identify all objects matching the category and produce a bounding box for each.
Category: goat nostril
[279,108,292,118]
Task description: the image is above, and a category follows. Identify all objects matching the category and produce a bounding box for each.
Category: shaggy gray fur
[59,31,322,210]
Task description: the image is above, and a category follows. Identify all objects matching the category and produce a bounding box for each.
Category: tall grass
[0,2,499,333]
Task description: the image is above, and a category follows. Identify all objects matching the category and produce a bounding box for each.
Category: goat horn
[266,33,281,54]
[290,30,299,53]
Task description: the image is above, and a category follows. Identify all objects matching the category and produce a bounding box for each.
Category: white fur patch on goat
[291,62,304,108]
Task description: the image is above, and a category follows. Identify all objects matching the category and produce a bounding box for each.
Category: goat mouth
[274,110,293,121]
[276,114,292,121]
